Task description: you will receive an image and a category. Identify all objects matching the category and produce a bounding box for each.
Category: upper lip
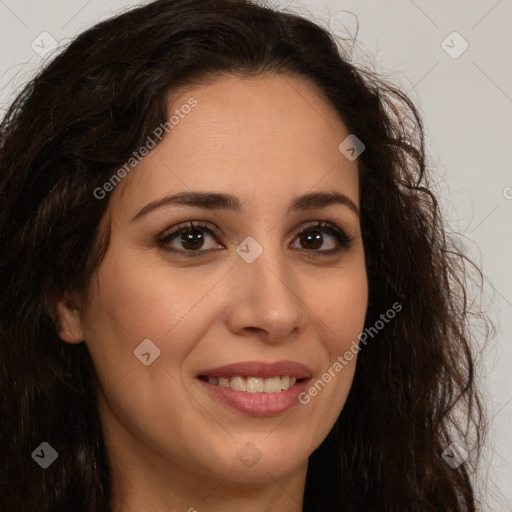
[197,360,313,379]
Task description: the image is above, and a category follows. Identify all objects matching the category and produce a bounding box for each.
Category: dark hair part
[0,0,487,510]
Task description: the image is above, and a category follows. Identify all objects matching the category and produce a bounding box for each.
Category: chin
[202,437,311,483]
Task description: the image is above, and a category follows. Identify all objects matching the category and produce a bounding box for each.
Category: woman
[0,0,487,510]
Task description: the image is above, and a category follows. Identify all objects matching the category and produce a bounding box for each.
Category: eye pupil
[181,229,204,250]
[301,230,322,250]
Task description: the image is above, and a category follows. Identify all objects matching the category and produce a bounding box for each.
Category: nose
[225,241,307,342]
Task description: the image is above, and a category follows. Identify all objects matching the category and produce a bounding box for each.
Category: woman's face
[58,74,367,494]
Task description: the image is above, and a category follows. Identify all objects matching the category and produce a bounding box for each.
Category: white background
[1,0,510,509]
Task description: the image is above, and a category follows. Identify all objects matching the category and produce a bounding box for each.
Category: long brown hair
[0,0,488,510]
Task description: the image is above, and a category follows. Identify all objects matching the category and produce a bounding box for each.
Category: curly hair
[0,0,488,510]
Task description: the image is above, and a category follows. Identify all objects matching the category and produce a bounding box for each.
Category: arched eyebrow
[130,190,359,222]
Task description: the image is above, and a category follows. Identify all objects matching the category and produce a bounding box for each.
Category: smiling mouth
[198,375,306,393]
[196,361,313,415]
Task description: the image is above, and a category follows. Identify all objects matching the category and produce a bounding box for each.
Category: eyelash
[156,220,353,258]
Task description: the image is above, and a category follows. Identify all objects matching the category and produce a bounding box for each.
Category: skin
[56,73,368,512]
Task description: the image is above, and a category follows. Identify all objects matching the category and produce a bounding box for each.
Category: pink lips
[196,360,313,416]
[198,360,313,379]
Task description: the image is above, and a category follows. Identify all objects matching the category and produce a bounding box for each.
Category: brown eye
[298,230,323,250]
[158,221,223,256]
[291,221,352,255]
[179,229,206,250]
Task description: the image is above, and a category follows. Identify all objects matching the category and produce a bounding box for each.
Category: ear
[54,293,86,344]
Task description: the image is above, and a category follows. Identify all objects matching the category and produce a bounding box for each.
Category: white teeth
[205,375,300,393]
[246,377,264,393]
[218,377,230,388]
[264,376,282,393]
[230,376,247,391]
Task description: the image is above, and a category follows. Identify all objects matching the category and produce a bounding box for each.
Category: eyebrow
[130,190,359,222]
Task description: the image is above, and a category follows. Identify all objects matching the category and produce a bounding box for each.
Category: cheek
[81,246,229,387]
[317,263,368,356]
[88,256,191,335]
[297,261,367,428]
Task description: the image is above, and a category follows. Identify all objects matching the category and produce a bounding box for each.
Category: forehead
[112,73,359,217]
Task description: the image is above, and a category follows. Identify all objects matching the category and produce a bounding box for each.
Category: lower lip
[197,378,311,416]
